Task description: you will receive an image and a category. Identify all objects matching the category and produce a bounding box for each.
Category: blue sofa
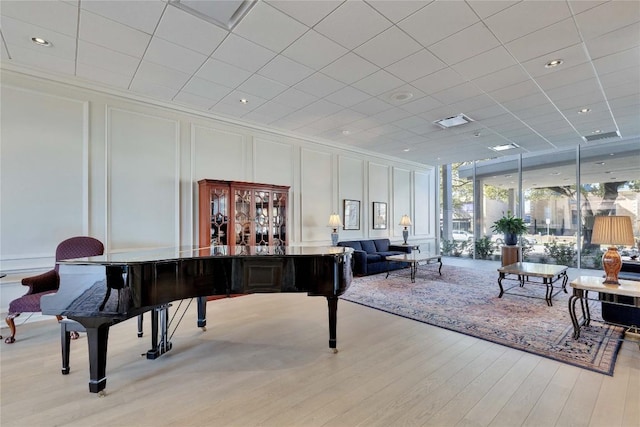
[337,238,411,276]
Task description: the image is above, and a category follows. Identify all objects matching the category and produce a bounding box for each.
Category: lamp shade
[399,215,412,227]
[328,214,343,228]
[591,216,634,246]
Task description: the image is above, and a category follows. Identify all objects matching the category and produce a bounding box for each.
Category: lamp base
[331,232,339,247]
[402,229,408,245]
[602,246,622,285]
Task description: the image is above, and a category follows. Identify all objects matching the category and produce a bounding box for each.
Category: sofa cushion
[377,251,403,258]
[361,240,378,254]
[374,239,390,252]
[365,253,383,263]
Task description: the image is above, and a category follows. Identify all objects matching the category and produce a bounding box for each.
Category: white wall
[0,70,436,314]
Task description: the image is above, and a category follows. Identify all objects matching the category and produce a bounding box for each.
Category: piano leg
[85,324,110,394]
[327,296,338,353]
[147,305,172,359]
[197,296,207,330]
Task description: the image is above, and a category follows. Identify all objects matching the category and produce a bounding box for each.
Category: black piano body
[41,245,353,394]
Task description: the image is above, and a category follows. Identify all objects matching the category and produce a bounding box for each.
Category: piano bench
[60,319,85,375]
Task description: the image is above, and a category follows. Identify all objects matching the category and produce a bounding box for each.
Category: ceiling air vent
[434,113,473,129]
[169,0,257,31]
[582,131,620,142]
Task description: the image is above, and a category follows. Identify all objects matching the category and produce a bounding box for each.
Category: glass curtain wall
[440,162,474,257]
[442,140,639,266]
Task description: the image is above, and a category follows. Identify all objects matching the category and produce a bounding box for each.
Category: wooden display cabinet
[198,180,289,252]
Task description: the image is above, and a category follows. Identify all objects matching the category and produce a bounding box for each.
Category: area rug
[341,266,624,376]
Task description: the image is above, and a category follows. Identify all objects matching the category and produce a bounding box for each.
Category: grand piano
[41,245,353,394]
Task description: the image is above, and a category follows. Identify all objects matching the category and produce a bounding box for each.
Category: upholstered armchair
[3,236,104,343]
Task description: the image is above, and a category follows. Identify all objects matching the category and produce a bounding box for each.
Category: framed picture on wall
[343,199,360,230]
[372,202,387,229]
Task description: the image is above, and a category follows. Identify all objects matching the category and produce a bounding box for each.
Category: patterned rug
[341,266,624,375]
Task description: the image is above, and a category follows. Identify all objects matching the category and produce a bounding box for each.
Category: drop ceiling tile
[181,77,232,101]
[314,1,391,50]
[466,105,509,121]
[320,53,378,85]
[173,91,217,110]
[294,72,345,98]
[384,49,447,82]
[392,115,432,130]
[466,0,519,19]
[585,23,640,61]
[78,40,139,77]
[398,1,479,46]
[324,86,372,108]
[429,22,500,66]
[1,0,78,37]
[452,46,517,81]
[134,60,191,90]
[243,101,296,124]
[266,0,342,27]
[350,97,394,116]
[354,26,422,68]
[129,78,179,101]
[490,80,541,103]
[484,1,571,43]
[505,19,582,62]
[378,84,426,106]
[592,46,640,75]
[411,67,466,94]
[398,96,443,115]
[237,74,288,99]
[574,0,640,41]
[2,42,76,75]
[288,99,343,123]
[546,79,603,103]
[371,107,412,125]
[217,89,268,111]
[79,10,150,57]
[431,82,483,105]
[281,29,348,70]
[233,2,308,52]
[76,62,131,89]
[502,93,554,114]
[155,5,228,55]
[272,88,318,109]
[209,102,252,119]
[366,0,428,23]
[80,0,165,34]
[196,58,251,88]
[212,34,277,74]
[352,69,404,96]
[472,64,530,93]
[257,55,314,86]
[1,16,77,59]
[144,37,208,75]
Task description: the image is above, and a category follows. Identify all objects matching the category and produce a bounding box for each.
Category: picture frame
[343,199,360,230]
[372,202,387,229]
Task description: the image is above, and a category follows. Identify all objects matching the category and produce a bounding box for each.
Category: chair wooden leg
[4,314,18,343]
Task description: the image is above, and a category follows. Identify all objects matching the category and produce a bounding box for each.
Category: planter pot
[504,233,518,246]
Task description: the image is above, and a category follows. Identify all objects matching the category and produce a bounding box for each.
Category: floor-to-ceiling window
[443,140,639,266]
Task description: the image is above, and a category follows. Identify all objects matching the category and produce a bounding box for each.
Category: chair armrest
[351,250,367,275]
[389,245,411,253]
[21,269,59,294]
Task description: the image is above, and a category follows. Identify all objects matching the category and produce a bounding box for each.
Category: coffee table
[497,262,568,306]
[385,253,442,283]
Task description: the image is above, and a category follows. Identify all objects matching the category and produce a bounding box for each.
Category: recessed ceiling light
[403,148,410,152]
[434,113,473,129]
[545,59,563,68]
[239,98,248,104]
[490,143,520,152]
[389,91,413,102]
[592,129,601,134]
[31,37,52,47]
[578,108,591,114]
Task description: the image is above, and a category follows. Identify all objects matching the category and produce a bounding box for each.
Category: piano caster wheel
[62,368,70,375]
[332,348,338,354]
[201,326,207,332]
[97,390,107,397]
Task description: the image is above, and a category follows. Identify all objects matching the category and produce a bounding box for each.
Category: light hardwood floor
[1,264,639,427]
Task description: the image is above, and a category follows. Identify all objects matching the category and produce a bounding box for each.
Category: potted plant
[491,211,528,246]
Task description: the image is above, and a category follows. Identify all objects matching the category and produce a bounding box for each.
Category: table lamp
[328,213,343,246]
[591,215,634,285]
[399,214,412,245]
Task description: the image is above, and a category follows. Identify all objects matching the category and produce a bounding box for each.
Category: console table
[497,262,568,306]
[385,253,441,283]
[568,276,640,340]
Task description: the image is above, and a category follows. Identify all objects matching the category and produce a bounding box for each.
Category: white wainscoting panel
[0,86,87,269]
[253,137,293,186]
[414,170,433,236]
[368,162,390,236]
[192,124,246,182]
[107,107,179,250]
[338,156,365,240]
[300,148,332,242]
[393,167,411,238]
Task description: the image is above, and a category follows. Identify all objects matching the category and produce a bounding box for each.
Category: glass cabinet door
[254,190,270,246]
[234,189,252,245]
[272,191,286,247]
[209,187,229,245]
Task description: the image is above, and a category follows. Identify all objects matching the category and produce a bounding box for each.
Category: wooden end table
[497,262,568,306]
[569,276,640,341]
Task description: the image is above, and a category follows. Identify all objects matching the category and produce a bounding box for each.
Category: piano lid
[57,245,353,265]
